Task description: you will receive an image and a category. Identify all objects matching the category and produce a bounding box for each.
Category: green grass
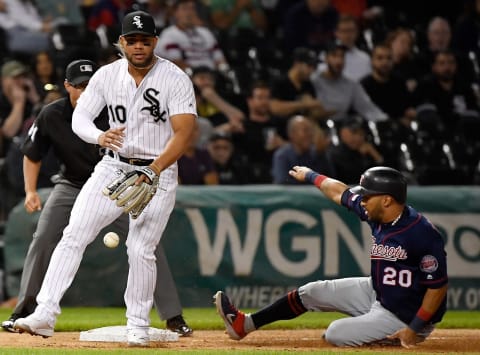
[1,307,476,331]
[0,308,479,355]
[0,307,349,331]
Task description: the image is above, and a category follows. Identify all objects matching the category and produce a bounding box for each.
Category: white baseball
[103,232,120,248]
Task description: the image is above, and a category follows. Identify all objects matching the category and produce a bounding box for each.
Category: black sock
[250,289,307,329]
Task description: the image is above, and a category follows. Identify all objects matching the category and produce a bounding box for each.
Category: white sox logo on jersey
[132,15,144,29]
[371,237,408,261]
[141,88,166,122]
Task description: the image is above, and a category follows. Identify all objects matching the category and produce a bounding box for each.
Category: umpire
[1,59,192,336]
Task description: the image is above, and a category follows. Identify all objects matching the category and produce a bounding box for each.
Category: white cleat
[14,314,54,338]
[127,327,149,347]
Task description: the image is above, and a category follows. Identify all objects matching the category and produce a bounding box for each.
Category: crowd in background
[1,0,480,223]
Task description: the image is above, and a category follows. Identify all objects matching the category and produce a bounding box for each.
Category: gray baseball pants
[298,277,434,346]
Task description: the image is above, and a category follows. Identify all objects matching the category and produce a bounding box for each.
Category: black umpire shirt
[21,96,109,188]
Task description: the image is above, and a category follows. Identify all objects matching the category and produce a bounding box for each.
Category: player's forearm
[23,156,41,194]
[150,114,196,174]
[302,169,348,205]
[316,177,348,205]
[72,106,104,144]
[420,285,448,315]
[409,284,448,332]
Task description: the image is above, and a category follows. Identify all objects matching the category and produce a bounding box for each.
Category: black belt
[107,150,153,166]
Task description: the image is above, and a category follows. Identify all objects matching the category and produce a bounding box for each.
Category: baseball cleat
[2,312,31,333]
[2,314,20,333]
[166,315,193,337]
[127,327,149,347]
[214,291,246,340]
[13,314,54,338]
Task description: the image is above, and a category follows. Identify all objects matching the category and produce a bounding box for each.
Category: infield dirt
[1,329,479,352]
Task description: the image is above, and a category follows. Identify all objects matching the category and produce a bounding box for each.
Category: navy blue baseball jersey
[341,190,448,325]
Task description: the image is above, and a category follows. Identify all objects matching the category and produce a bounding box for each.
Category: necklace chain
[391,211,403,226]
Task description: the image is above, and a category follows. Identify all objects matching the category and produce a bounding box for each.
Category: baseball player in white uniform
[14,10,197,347]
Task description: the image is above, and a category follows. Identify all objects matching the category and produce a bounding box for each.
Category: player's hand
[98,127,125,151]
[24,191,42,213]
[387,327,418,349]
[288,166,312,182]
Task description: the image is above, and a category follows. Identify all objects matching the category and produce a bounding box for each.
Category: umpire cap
[66,59,98,86]
[122,10,157,37]
[350,166,407,204]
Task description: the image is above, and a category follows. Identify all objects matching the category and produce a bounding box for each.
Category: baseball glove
[103,167,159,219]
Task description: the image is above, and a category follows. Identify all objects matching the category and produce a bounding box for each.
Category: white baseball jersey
[155,25,225,69]
[78,56,197,159]
[33,57,197,331]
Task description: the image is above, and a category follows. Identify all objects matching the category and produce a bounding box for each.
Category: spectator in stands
[139,0,172,31]
[190,82,215,148]
[331,0,368,20]
[311,41,387,123]
[233,81,285,183]
[41,86,63,107]
[272,116,335,184]
[270,47,332,135]
[207,131,249,184]
[0,0,54,55]
[333,14,371,81]
[35,0,84,27]
[384,27,423,92]
[87,0,136,38]
[209,0,268,71]
[0,60,40,144]
[209,0,267,35]
[330,0,385,49]
[368,0,460,31]
[452,0,480,61]
[282,0,339,52]
[413,49,480,133]
[328,115,383,184]
[191,66,245,133]
[361,43,416,127]
[98,46,122,66]
[155,0,229,72]
[31,51,63,102]
[178,121,219,185]
[417,16,476,87]
[0,59,48,216]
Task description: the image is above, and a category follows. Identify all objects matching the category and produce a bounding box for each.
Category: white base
[79,325,179,342]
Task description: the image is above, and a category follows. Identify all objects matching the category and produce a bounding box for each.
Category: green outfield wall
[3,186,480,310]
